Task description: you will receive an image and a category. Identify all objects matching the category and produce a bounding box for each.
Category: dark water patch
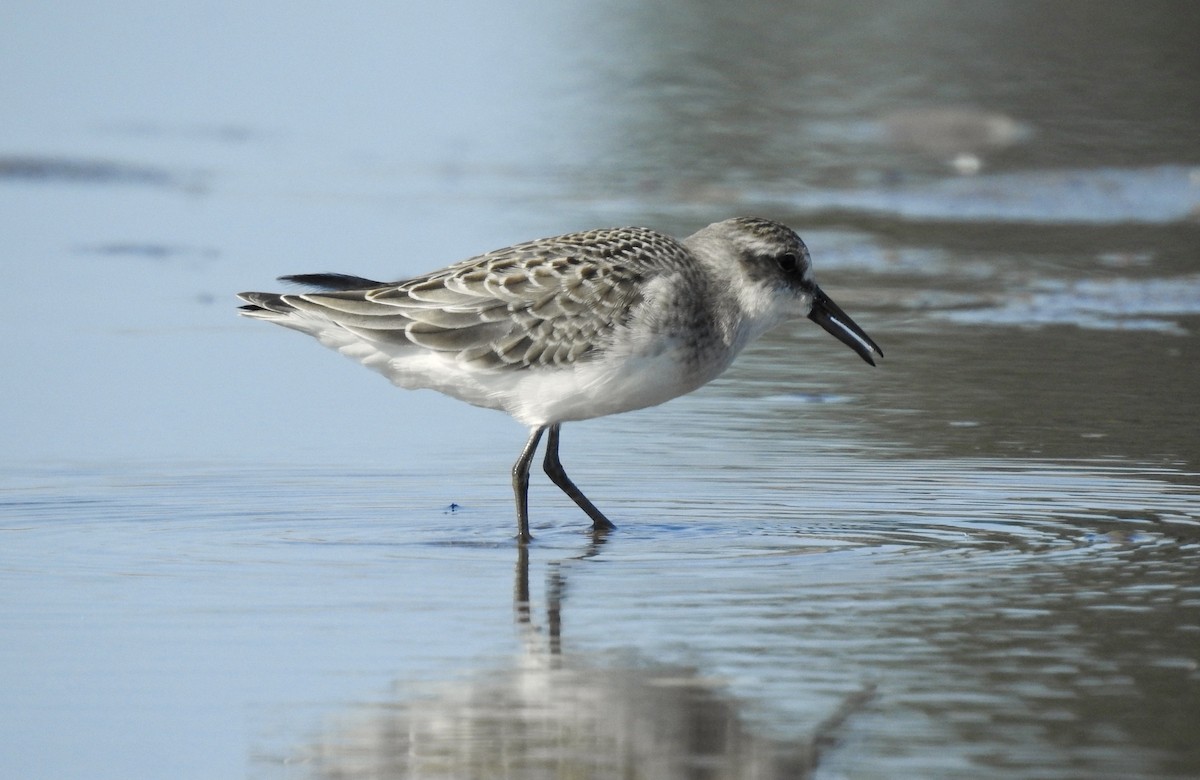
[76,242,221,263]
[0,154,205,191]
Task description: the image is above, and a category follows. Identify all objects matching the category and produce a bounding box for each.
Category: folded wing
[238,227,691,370]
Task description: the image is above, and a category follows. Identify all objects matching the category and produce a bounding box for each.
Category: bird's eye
[776,252,800,274]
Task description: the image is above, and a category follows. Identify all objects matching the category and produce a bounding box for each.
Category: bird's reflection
[514,528,608,662]
[306,535,871,778]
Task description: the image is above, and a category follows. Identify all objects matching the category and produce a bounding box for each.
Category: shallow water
[5,453,1199,778]
[3,2,1200,778]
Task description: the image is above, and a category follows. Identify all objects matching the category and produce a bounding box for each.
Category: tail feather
[238,274,386,320]
[237,291,294,316]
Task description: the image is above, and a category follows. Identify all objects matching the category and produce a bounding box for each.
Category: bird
[238,217,883,542]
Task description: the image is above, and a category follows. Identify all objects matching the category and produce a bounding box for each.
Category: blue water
[3,2,1199,778]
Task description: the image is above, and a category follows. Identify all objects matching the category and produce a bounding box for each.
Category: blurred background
[2,2,1198,778]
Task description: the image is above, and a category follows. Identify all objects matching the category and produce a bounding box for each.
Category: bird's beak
[807,286,884,366]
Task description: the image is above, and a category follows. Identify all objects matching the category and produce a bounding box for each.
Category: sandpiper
[238,217,882,541]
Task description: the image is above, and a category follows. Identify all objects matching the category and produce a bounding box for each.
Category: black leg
[512,426,545,544]
[543,423,617,532]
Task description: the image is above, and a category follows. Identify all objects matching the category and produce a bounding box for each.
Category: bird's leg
[512,426,545,544]
[543,423,617,532]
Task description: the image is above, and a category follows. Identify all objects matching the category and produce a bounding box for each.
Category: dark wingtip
[279,272,385,290]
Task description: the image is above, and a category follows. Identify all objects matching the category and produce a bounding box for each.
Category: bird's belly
[368,338,735,427]
[502,349,731,426]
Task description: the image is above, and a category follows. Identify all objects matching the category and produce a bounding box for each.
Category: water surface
[2,2,1198,778]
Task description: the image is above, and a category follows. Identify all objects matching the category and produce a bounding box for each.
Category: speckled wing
[266,227,694,370]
